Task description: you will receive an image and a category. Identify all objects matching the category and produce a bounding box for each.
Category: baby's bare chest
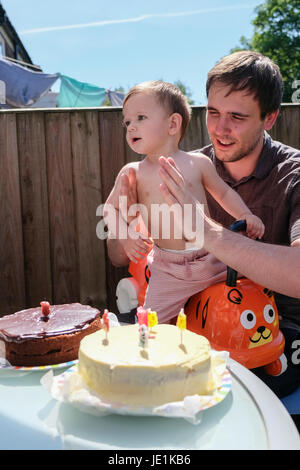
[136,164,206,210]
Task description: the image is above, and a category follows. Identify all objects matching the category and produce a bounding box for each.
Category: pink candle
[102,310,110,332]
[137,307,148,326]
[102,309,110,343]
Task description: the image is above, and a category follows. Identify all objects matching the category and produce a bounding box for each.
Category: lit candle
[102,309,110,343]
[137,307,148,327]
[148,309,158,333]
[176,308,186,345]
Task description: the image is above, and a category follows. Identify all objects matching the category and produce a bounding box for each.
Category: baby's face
[122,92,171,156]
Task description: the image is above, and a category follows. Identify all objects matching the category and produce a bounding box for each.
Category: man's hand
[158,156,206,244]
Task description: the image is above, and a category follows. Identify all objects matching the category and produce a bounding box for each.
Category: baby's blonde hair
[123,80,192,141]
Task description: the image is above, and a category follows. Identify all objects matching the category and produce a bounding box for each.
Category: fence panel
[45,111,79,305]
[71,110,107,308]
[17,111,52,308]
[0,113,25,315]
[271,104,300,150]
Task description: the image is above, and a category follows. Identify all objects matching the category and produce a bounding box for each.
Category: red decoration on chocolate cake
[40,301,50,318]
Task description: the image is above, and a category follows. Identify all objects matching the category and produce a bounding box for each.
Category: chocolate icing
[0,303,100,342]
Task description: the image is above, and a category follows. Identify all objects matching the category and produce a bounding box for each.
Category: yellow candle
[148,310,158,329]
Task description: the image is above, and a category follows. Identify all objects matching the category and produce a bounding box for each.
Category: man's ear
[264,109,279,131]
[168,113,182,136]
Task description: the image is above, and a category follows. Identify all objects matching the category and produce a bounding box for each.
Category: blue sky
[2,0,262,104]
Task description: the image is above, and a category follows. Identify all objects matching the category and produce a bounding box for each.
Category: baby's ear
[168,113,182,136]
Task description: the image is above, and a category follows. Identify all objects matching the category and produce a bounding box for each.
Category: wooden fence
[0,104,299,317]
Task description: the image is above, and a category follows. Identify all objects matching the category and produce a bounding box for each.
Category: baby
[105,81,264,323]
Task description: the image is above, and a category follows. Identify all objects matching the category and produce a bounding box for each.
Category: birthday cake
[0,303,101,366]
[78,323,215,407]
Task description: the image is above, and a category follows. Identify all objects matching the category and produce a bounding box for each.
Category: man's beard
[211,132,263,163]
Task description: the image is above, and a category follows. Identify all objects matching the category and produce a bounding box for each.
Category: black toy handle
[226,220,247,287]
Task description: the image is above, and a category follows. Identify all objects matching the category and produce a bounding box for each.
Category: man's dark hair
[206,51,283,119]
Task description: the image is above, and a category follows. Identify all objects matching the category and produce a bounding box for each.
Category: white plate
[48,364,232,423]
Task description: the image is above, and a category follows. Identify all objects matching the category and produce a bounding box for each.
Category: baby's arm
[200,156,264,239]
[104,164,152,262]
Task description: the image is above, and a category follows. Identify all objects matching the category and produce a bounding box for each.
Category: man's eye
[138,115,146,121]
[207,110,218,117]
[123,120,130,127]
[232,115,244,121]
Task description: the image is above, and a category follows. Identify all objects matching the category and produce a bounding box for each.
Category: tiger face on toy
[185,279,285,369]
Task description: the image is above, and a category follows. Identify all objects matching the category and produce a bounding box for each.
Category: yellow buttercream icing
[78,324,215,407]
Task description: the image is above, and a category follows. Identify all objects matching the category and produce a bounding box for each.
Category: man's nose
[215,117,231,135]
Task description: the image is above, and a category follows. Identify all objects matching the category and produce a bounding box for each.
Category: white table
[0,358,299,450]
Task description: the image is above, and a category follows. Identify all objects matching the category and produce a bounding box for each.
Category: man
[107,51,300,397]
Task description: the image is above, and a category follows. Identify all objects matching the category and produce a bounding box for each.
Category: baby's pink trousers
[143,244,227,323]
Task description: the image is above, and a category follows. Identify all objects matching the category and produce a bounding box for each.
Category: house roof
[0,3,41,71]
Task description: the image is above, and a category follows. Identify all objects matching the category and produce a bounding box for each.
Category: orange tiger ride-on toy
[186,220,287,375]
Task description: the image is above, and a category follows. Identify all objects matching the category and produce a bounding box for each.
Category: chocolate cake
[0,302,101,366]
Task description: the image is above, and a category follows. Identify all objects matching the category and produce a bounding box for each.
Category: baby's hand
[242,213,265,240]
[119,168,138,224]
[120,232,152,263]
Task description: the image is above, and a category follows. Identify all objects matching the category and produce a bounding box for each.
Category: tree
[231,0,300,102]
[174,80,195,105]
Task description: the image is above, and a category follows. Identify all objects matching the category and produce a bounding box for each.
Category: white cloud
[20,4,257,35]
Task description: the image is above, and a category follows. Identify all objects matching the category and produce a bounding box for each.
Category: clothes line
[57,75,125,107]
[57,74,106,107]
[0,57,125,108]
[0,58,59,107]
[106,89,125,106]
